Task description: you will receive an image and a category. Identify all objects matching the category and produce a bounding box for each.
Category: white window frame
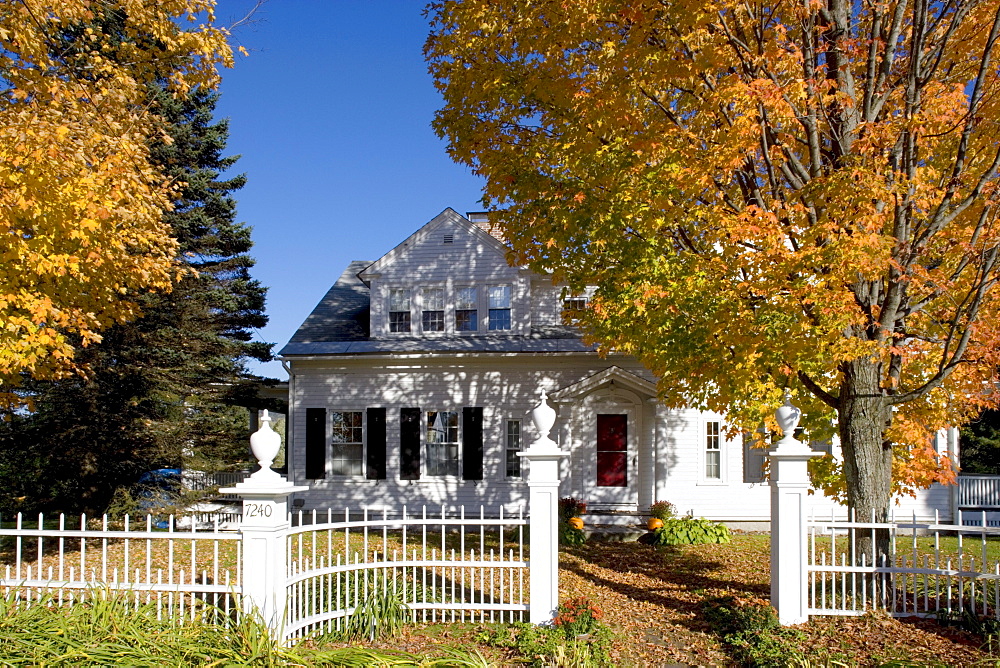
[487,284,512,331]
[420,286,445,334]
[426,410,460,477]
[455,286,479,333]
[329,410,365,478]
[700,419,727,484]
[388,288,412,334]
[504,418,522,479]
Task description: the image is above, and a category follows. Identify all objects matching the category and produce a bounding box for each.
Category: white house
[278,208,958,525]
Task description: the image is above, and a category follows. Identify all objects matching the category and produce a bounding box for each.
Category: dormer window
[422,288,445,332]
[488,285,511,330]
[456,287,478,331]
[389,289,411,333]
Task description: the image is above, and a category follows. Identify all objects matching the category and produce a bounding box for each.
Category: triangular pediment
[358,208,512,285]
[550,366,658,401]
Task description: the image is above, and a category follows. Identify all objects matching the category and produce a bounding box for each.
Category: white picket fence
[0,512,241,622]
[807,510,1000,620]
[0,504,529,641]
[283,506,528,639]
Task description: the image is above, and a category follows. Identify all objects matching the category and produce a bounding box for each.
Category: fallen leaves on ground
[556,534,989,666]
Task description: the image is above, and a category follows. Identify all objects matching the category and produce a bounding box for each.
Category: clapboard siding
[367,214,528,337]
[530,279,564,329]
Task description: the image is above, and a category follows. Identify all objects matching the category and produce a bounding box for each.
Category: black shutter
[400,407,421,480]
[462,407,484,480]
[305,408,326,480]
[366,407,387,480]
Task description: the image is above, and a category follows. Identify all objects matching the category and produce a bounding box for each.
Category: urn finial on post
[249,409,282,482]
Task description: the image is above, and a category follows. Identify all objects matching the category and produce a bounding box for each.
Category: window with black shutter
[366,407,387,480]
[462,407,484,480]
[305,408,327,480]
[400,407,421,480]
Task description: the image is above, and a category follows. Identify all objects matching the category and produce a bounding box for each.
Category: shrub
[559,523,587,545]
[651,517,731,546]
[648,500,677,520]
[703,595,806,667]
[477,613,613,667]
[559,497,587,520]
[703,595,778,636]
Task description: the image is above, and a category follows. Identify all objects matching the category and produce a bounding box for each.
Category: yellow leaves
[0,1,234,408]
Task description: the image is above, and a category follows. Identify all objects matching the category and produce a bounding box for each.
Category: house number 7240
[246,503,273,518]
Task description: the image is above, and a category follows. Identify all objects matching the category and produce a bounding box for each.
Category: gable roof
[358,208,511,284]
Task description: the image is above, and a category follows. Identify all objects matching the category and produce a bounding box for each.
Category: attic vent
[443,234,454,244]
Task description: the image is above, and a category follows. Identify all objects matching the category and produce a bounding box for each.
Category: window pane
[423,288,444,310]
[562,297,588,320]
[423,310,444,331]
[456,287,477,309]
[706,421,721,479]
[488,285,510,309]
[456,309,477,331]
[330,411,363,476]
[389,289,410,312]
[488,308,511,330]
[705,451,721,479]
[389,289,411,333]
[427,411,459,476]
[506,420,521,478]
[389,311,410,333]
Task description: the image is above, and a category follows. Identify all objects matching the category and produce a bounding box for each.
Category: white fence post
[221,410,307,638]
[768,394,821,625]
[518,391,569,625]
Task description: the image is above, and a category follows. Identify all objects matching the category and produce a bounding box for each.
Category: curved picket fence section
[282,505,529,640]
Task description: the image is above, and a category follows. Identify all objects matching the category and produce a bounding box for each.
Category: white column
[221,410,308,638]
[768,394,821,625]
[518,392,569,625]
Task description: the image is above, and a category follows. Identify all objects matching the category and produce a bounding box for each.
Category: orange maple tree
[0,1,233,409]
[427,0,1000,531]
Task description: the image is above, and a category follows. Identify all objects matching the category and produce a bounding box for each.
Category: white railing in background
[958,474,1000,509]
[283,505,528,640]
[807,510,1000,620]
[0,512,241,622]
[184,470,253,501]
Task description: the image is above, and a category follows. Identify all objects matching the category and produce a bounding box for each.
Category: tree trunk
[838,357,893,567]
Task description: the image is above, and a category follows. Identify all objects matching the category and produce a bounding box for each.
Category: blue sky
[211,1,485,378]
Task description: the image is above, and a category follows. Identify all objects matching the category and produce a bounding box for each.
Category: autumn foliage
[0,1,233,408]
[428,0,1000,518]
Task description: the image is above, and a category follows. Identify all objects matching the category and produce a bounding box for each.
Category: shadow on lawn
[560,539,771,634]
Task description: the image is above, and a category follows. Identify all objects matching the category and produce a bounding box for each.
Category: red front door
[596,414,627,487]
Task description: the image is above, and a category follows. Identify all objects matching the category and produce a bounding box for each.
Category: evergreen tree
[960,411,1000,475]
[0,86,272,516]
